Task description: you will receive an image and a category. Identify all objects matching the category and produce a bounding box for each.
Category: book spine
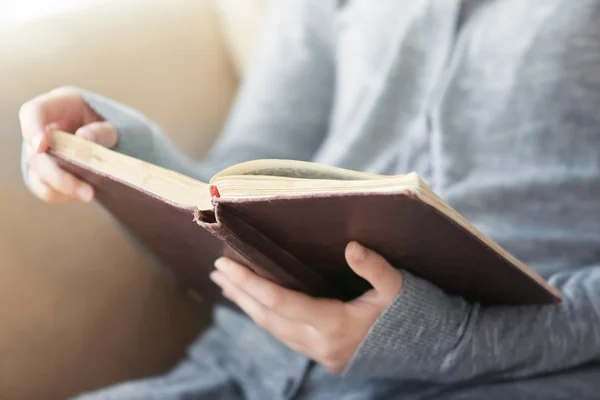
[194,206,330,297]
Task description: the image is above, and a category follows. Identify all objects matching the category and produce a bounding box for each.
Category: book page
[211,159,386,182]
[49,130,213,210]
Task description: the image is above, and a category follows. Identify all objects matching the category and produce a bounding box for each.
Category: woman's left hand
[209,241,403,374]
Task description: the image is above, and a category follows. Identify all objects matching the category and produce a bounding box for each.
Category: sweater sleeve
[343,266,600,382]
[21,0,335,184]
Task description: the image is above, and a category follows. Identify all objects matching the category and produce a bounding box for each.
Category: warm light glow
[0,0,104,25]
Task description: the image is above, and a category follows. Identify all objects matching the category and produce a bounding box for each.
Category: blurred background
[0,0,266,398]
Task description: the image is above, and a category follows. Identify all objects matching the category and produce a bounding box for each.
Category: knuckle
[263,287,284,309]
[52,170,73,191]
[50,173,76,196]
[237,268,253,286]
[369,262,387,283]
[323,318,346,337]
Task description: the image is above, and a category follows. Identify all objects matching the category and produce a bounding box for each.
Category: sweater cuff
[68,86,158,163]
[343,271,471,379]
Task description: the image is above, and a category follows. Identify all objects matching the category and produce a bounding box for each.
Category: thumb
[74,121,119,148]
[345,241,403,300]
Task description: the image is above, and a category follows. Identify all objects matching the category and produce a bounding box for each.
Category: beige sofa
[0,1,266,398]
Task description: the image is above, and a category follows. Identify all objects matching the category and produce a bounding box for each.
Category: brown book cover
[48,131,561,306]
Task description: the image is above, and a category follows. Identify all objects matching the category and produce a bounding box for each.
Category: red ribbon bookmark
[209,185,221,198]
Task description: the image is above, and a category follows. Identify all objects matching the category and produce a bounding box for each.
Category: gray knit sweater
[27,0,600,397]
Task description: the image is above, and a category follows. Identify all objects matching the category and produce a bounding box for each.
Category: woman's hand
[209,241,403,374]
[19,87,118,203]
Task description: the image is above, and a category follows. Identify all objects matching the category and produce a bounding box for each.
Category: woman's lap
[72,305,600,400]
[72,329,243,400]
[72,307,310,400]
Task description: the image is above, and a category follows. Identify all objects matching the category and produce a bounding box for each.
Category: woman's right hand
[19,87,119,204]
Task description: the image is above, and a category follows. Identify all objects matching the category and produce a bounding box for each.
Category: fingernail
[76,185,94,202]
[210,271,226,287]
[350,242,367,261]
[45,123,59,134]
[209,271,220,284]
[75,128,88,138]
[31,135,43,152]
[214,258,230,272]
[76,127,93,141]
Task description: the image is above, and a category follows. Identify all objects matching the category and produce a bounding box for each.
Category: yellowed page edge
[49,130,212,210]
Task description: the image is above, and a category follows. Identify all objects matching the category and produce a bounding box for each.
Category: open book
[48,130,560,305]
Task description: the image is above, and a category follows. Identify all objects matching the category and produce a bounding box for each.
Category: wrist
[343,271,472,379]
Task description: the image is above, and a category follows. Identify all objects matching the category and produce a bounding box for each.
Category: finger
[19,87,102,153]
[210,271,313,346]
[226,286,321,360]
[27,169,72,204]
[345,242,403,300]
[31,154,94,202]
[25,142,35,159]
[74,121,118,148]
[19,90,74,152]
[19,101,50,153]
[39,122,64,152]
[214,257,338,324]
